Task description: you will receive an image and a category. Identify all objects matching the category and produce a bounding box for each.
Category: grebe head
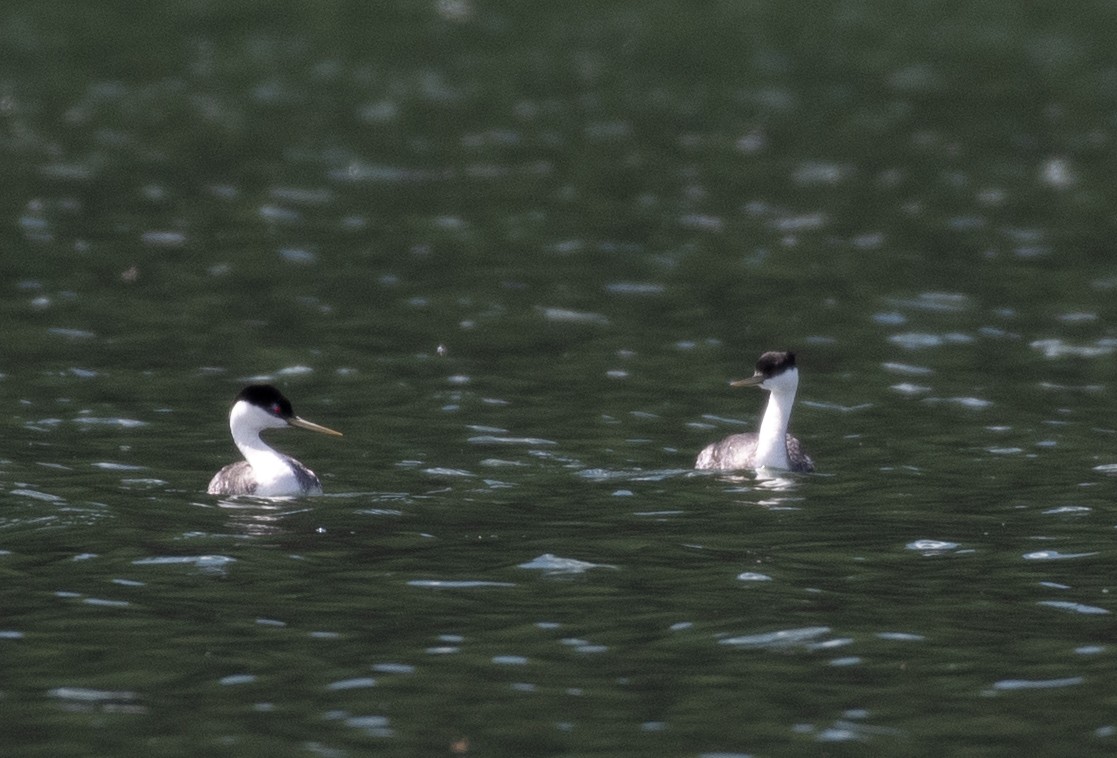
[729,351,799,393]
[231,384,343,437]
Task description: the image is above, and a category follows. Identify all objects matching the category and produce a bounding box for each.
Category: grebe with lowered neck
[207,384,343,497]
[696,351,814,473]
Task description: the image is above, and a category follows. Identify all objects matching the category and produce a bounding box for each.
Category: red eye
[271,404,282,415]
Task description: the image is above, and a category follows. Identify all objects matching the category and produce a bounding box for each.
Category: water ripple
[1037,600,1109,615]
[576,468,688,483]
[421,467,475,478]
[882,361,934,376]
[467,435,558,446]
[922,396,992,410]
[1031,338,1116,358]
[407,580,516,589]
[906,539,960,554]
[736,572,773,582]
[537,306,610,325]
[518,554,615,575]
[92,462,145,471]
[11,488,65,502]
[131,555,236,571]
[1023,550,1098,561]
[890,332,974,349]
[605,282,665,296]
[560,637,608,654]
[891,382,931,395]
[876,632,926,642]
[74,417,148,428]
[885,292,972,312]
[49,687,139,702]
[990,676,1084,691]
[325,677,377,691]
[140,230,187,248]
[342,715,392,736]
[720,626,832,649]
[48,327,97,340]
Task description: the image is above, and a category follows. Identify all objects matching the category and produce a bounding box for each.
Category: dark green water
[4,2,1117,756]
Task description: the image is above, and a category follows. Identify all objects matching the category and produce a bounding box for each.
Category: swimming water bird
[207,384,343,496]
[695,351,815,473]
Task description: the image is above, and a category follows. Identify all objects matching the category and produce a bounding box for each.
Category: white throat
[752,373,798,469]
[229,401,297,492]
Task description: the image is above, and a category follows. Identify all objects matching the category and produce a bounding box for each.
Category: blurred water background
[3,2,1117,755]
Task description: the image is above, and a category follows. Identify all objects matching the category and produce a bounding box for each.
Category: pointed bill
[729,374,765,388]
[288,416,344,436]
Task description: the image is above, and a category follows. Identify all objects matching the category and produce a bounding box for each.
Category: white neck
[753,385,796,469]
[229,402,296,491]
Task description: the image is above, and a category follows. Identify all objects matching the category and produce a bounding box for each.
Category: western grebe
[695,351,815,473]
[207,384,343,497]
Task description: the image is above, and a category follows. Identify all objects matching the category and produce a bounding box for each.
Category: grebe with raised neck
[207,384,343,496]
[696,351,814,473]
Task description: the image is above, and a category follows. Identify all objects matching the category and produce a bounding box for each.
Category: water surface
[3,2,1117,756]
